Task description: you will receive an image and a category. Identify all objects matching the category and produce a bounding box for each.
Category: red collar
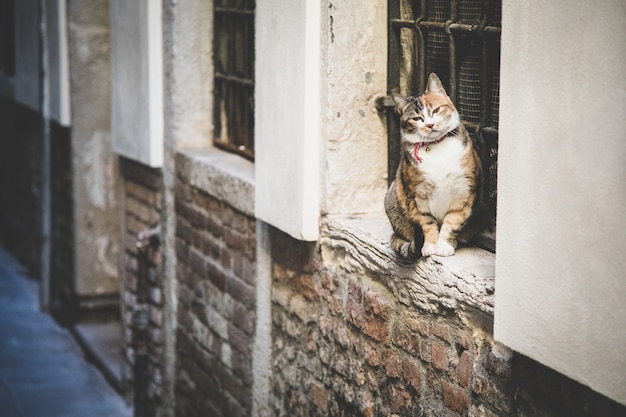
[413,134,447,163]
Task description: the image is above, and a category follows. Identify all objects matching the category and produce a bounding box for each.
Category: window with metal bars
[214,0,255,160]
[381,0,501,251]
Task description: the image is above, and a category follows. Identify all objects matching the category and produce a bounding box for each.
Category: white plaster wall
[110,0,163,167]
[68,1,120,297]
[495,0,626,405]
[255,0,321,241]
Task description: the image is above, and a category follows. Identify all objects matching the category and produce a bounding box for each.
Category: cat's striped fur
[385,73,484,258]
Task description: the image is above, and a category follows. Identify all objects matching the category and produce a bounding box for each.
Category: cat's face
[393,73,460,144]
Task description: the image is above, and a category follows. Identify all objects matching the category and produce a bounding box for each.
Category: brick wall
[120,158,164,411]
[174,180,256,417]
[268,226,626,417]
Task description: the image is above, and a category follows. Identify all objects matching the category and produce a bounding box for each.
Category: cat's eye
[411,116,422,122]
[433,107,441,114]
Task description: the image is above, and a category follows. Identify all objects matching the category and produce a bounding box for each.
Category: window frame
[213,1,256,161]
[381,0,501,252]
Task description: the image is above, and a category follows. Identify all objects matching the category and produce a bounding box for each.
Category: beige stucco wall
[68,0,120,297]
[322,1,388,216]
[495,0,626,405]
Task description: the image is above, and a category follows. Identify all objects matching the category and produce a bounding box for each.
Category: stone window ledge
[321,215,495,317]
[175,147,255,217]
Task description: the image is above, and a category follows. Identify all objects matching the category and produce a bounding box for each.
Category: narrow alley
[0,247,131,417]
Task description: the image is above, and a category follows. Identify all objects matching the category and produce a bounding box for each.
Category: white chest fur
[416,137,471,223]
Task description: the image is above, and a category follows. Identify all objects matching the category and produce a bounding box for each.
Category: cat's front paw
[399,240,418,259]
[421,242,439,257]
[434,240,455,257]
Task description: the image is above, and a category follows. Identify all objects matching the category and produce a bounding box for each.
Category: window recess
[214,0,255,161]
[379,0,501,252]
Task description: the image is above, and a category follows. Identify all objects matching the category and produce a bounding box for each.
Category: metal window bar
[214,1,255,161]
[381,0,501,252]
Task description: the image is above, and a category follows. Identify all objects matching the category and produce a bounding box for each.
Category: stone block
[432,340,450,371]
[442,380,470,414]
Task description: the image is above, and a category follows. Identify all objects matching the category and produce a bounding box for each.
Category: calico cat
[385,73,483,258]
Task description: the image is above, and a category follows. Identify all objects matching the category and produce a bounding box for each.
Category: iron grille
[381,0,501,251]
[214,0,255,160]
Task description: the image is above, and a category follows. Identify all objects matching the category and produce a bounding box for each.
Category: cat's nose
[425,123,434,129]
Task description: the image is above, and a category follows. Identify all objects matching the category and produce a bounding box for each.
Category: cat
[385,73,484,259]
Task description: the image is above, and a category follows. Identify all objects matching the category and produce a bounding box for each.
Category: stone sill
[175,147,255,217]
[321,215,495,317]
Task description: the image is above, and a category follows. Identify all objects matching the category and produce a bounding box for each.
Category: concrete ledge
[176,147,255,217]
[321,215,495,316]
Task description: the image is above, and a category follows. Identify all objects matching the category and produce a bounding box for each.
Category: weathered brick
[363,288,392,320]
[205,304,229,340]
[458,330,472,350]
[382,350,403,378]
[346,281,364,328]
[206,259,227,291]
[402,358,421,392]
[432,340,449,371]
[126,181,160,206]
[403,310,431,336]
[232,302,254,335]
[233,255,255,285]
[433,322,450,341]
[205,215,224,239]
[300,273,321,301]
[359,391,375,417]
[361,341,382,367]
[228,323,252,356]
[224,228,247,253]
[361,314,390,344]
[175,238,189,264]
[311,382,329,414]
[228,276,255,310]
[391,322,420,356]
[220,247,232,270]
[385,383,413,413]
[442,380,469,414]
[150,305,163,326]
[458,350,472,388]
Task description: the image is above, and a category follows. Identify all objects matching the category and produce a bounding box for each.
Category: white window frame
[110,0,163,167]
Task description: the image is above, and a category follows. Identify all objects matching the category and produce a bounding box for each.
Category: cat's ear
[425,73,445,94]
[392,93,410,115]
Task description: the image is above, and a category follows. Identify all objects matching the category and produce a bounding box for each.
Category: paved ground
[0,247,132,417]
